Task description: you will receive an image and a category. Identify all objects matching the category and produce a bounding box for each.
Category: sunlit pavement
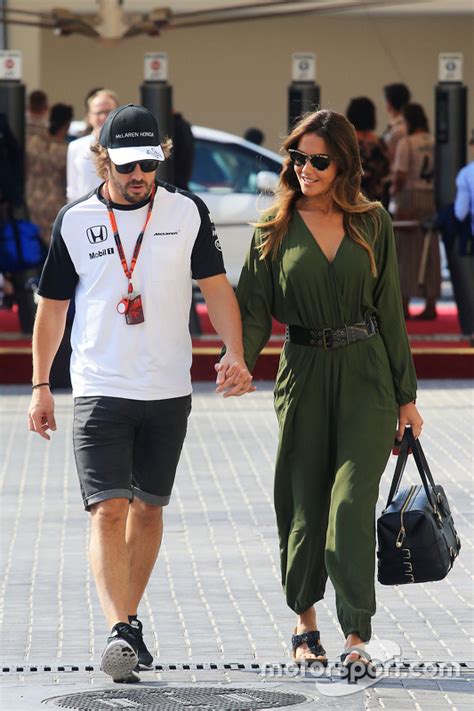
[1,381,472,710]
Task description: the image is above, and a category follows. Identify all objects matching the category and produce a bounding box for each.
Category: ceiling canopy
[1,1,471,45]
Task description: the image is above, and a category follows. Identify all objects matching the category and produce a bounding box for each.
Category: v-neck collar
[295,209,346,266]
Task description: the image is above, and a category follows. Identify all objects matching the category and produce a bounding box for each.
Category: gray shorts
[73,395,192,510]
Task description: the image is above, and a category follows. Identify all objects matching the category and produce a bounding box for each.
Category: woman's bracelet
[32,382,51,390]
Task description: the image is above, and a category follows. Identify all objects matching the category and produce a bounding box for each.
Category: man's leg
[126,395,192,669]
[73,397,145,681]
[90,497,141,682]
[129,395,191,614]
[126,500,163,615]
[89,498,131,628]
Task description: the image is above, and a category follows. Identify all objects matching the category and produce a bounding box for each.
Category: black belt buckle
[322,328,333,349]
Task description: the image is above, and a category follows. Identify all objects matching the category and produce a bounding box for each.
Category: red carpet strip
[0,304,472,383]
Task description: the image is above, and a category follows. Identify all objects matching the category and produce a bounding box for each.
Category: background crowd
[0,81,473,334]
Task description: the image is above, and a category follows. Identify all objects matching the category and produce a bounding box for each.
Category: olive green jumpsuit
[236,207,417,642]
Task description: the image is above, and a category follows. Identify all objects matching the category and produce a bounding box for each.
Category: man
[172,111,195,190]
[0,113,23,209]
[244,127,265,146]
[380,83,411,209]
[26,90,49,139]
[67,89,119,202]
[381,83,411,164]
[455,160,474,234]
[453,160,474,339]
[26,103,74,246]
[28,104,254,683]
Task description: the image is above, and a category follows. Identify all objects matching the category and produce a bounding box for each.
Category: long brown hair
[256,110,382,276]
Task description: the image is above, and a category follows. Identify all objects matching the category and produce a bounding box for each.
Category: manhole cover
[44,686,308,710]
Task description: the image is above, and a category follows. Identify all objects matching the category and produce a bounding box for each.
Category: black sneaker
[129,616,154,670]
[100,622,139,682]
[113,669,140,684]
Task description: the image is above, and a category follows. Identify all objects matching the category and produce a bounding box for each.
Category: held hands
[396,402,423,441]
[28,388,57,440]
[215,351,256,398]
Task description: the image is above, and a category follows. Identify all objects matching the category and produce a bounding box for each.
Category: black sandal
[291,629,328,666]
[340,649,377,680]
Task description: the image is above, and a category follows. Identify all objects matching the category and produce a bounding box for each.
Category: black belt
[287,315,378,350]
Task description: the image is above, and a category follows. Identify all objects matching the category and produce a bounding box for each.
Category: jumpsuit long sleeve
[236,205,417,642]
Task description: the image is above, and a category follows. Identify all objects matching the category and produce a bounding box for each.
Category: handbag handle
[406,429,440,512]
[405,428,436,486]
[385,434,410,508]
[384,428,438,512]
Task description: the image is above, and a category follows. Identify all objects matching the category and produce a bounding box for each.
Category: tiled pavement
[0,381,473,710]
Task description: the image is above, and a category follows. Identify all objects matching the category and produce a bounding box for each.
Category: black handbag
[377,428,461,585]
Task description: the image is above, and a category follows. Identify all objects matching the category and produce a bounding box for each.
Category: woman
[346,97,389,202]
[235,110,423,672]
[391,103,440,319]
[26,103,73,246]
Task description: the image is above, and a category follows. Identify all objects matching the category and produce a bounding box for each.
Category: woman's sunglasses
[288,149,332,172]
[114,159,159,174]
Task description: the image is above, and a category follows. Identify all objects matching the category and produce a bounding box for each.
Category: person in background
[67,89,119,202]
[381,83,411,164]
[0,113,25,316]
[454,160,474,234]
[234,109,422,673]
[172,112,195,191]
[244,127,265,146]
[26,90,49,139]
[0,113,23,211]
[80,87,105,135]
[391,102,440,320]
[380,83,411,209]
[346,97,389,202]
[26,104,73,246]
[453,158,474,342]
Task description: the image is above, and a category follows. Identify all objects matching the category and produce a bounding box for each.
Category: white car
[190,126,283,285]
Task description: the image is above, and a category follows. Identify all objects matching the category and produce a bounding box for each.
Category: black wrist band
[32,382,50,390]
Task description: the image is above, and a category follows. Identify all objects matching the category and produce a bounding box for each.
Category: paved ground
[0,380,473,710]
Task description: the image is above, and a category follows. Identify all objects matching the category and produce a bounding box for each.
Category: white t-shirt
[38,182,225,400]
[67,134,102,202]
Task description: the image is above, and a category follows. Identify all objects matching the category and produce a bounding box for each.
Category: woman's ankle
[296,607,317,633]
[345,632,365,648]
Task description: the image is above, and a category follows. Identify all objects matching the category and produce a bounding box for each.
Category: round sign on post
[0,51,22,80]
[144,52,168,82]
[292,52,316,82]
[438,53,463,83]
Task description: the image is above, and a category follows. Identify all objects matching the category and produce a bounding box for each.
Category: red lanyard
[104,183,155,294]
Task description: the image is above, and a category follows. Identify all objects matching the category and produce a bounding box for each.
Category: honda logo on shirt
[86,225,108,244]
